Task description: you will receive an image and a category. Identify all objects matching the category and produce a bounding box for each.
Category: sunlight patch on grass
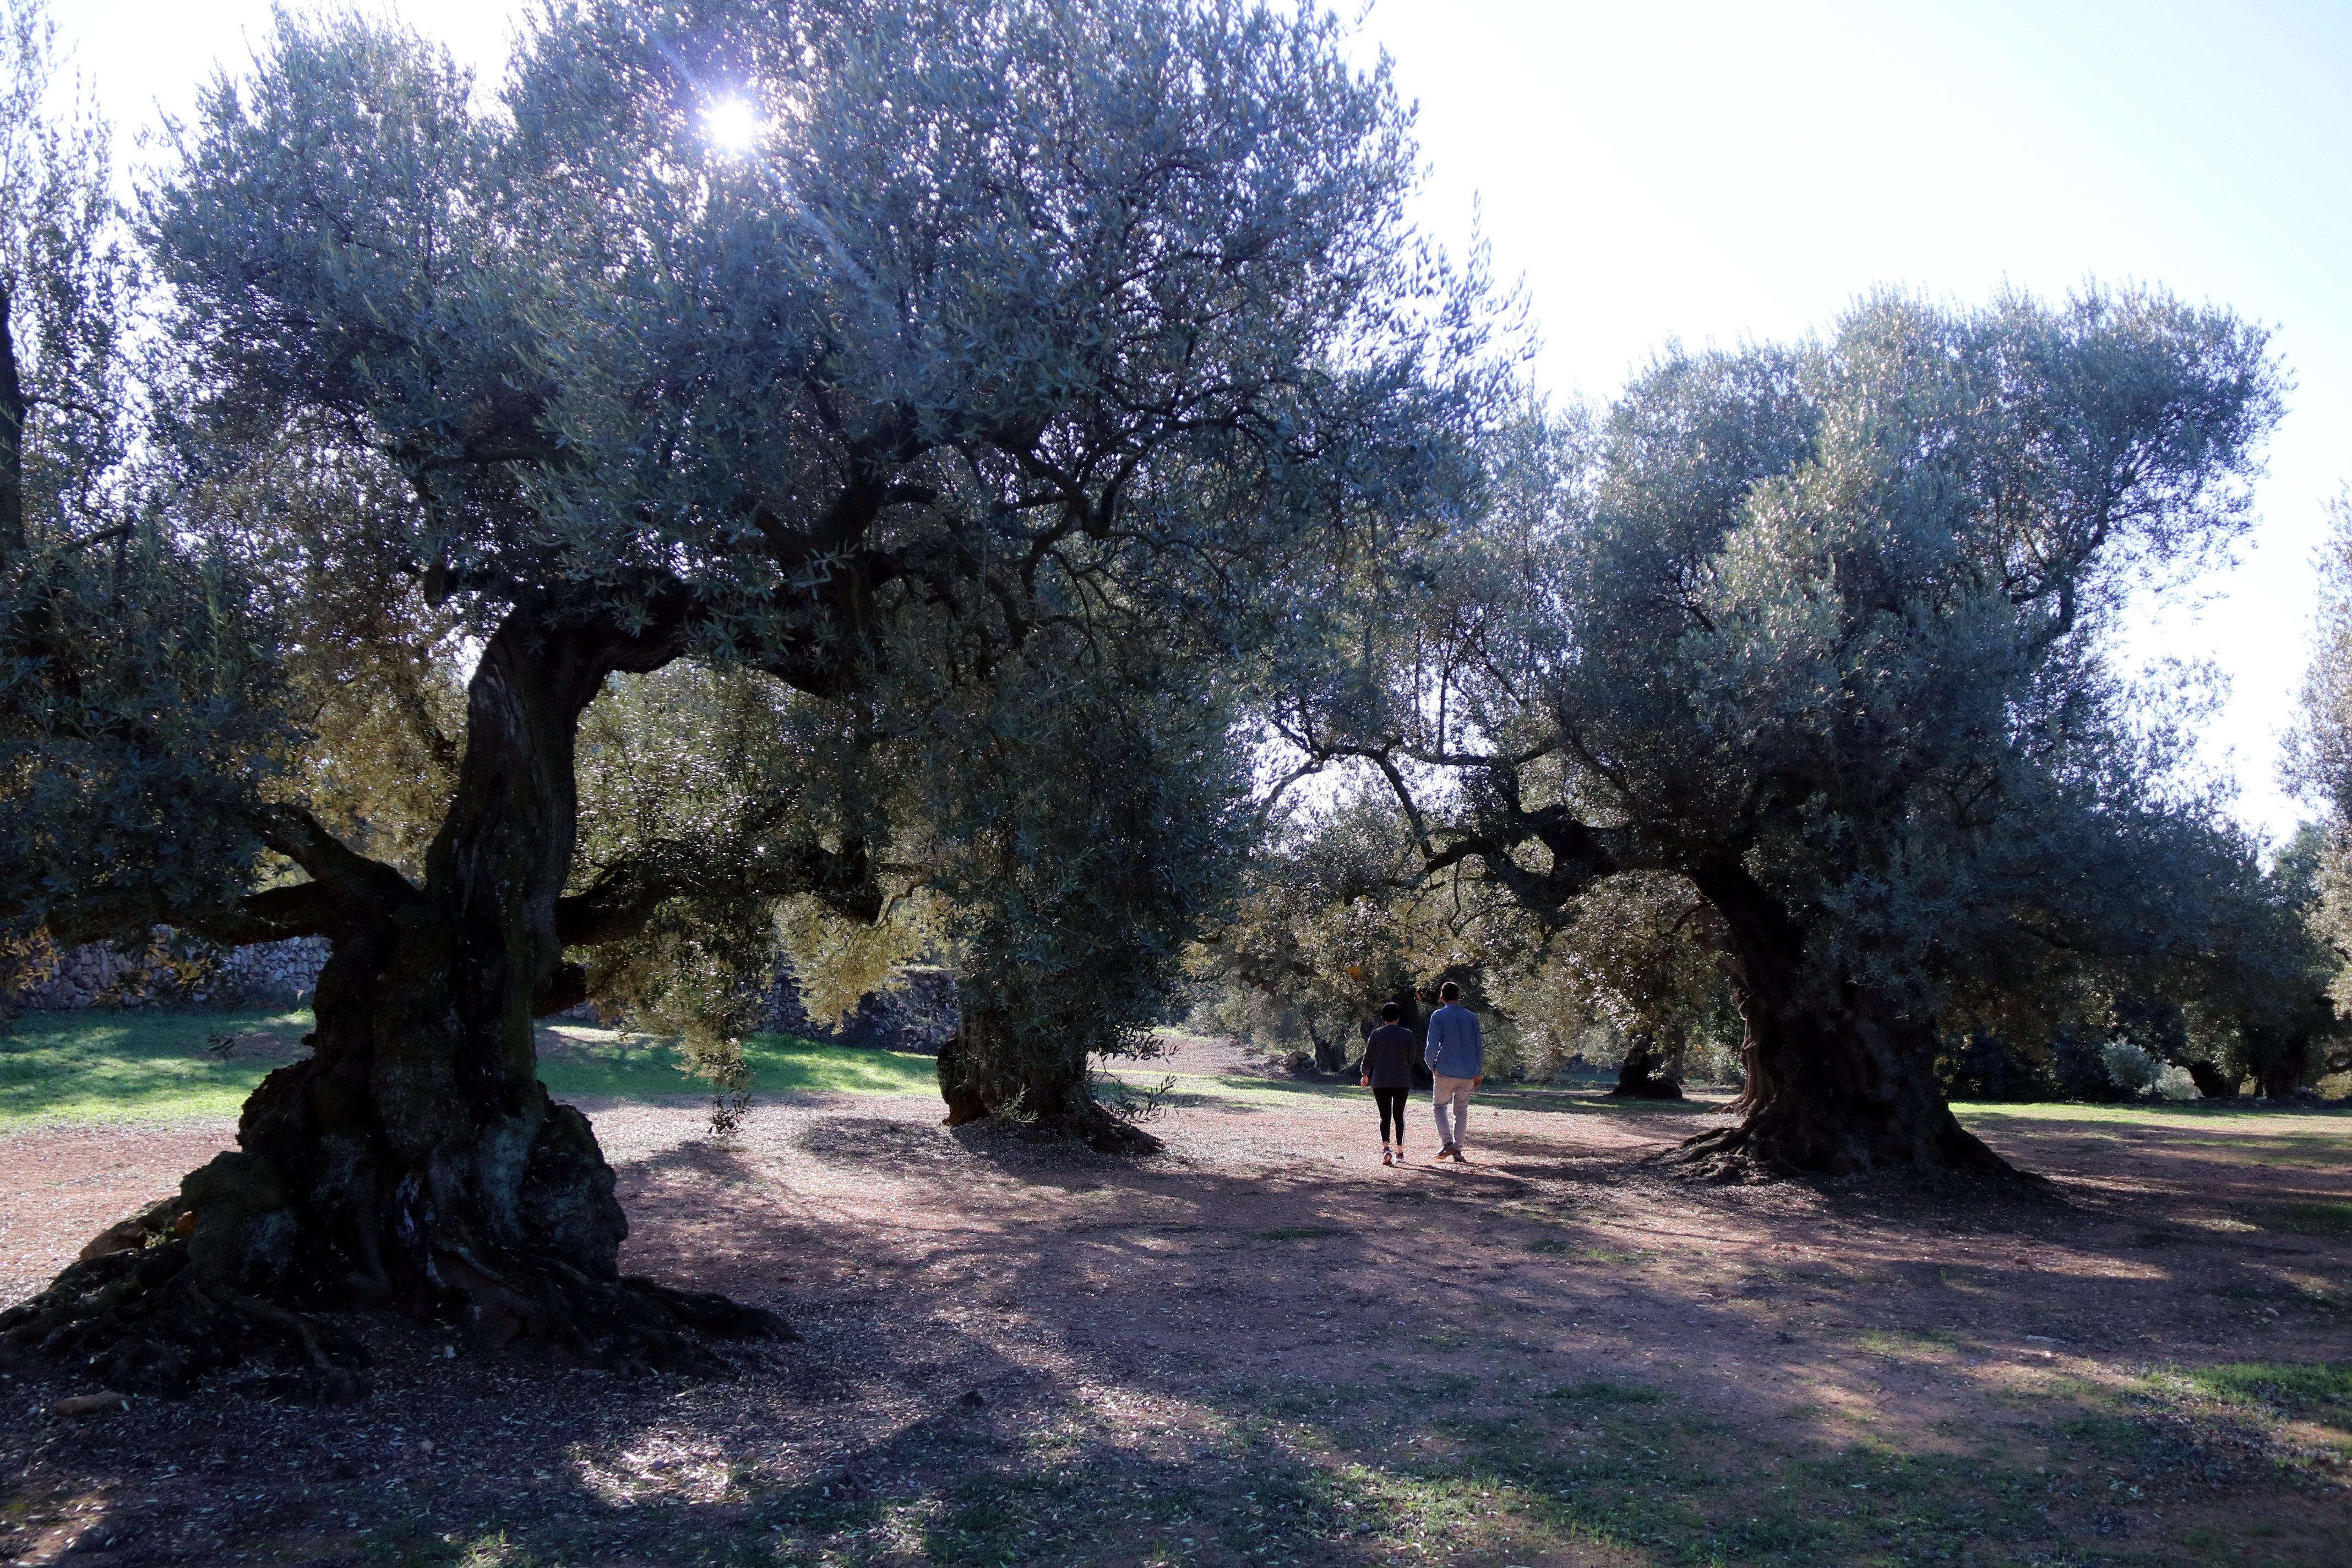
[0,1009,310,1127]
[1954,1099,2351,1129]
[1854,1327,1959,1360]
[0,1012,936,1129]
[538,1027,936,1102]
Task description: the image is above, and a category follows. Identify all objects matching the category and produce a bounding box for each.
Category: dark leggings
[1374,1086,1409,1143]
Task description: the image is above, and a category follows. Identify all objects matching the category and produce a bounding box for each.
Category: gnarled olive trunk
[235,618,682,1340]
[1,611,783,1396]
[937,1000,1159,1154]
[2186,1059,2240,1099]
[1310,1021,1348,1074]
[2255,1060,2305,1101]
[1610,1032,1684,1100]
[1678,858,2015,1182]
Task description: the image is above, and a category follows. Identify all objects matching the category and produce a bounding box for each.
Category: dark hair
[1438,981,1461,1002]
[1381,1001,1401,1022]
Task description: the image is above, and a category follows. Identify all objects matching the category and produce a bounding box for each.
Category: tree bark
[1402,985,1433,1087]
[936,1001,1160,1154]
[1609,1034,1684,1100]
[2186,1059,2239,1099]
[1676,857,2018,1182]
[1311,1022,1348,1074]
[0,282,24,559]
[1,608,787,1396]
[2255,1060,2304,1102]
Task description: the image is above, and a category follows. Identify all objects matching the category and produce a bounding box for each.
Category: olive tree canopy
[2,0,1469,1390]
[1289,290,2286,1178]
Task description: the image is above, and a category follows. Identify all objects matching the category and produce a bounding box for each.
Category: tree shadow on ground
[1,1093,2346,1565]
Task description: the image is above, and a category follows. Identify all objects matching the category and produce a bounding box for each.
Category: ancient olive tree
[1293,290,2285,1178]
[1,0,1451,1388]
[928,639,1253,1147]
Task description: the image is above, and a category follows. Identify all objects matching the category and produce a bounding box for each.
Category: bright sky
[52,1,2352,843]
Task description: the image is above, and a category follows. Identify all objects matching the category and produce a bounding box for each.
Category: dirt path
[0,1039,2346,1565]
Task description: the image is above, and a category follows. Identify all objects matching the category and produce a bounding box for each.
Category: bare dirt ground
[0,1035,2346,1567]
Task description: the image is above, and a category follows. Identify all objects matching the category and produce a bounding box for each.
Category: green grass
[1539,1379,1662,1404]
[0,1010,938,1129]
[1954,1098,2352,1126]
[2169,1362,2352,1412]
[537,1025,938,1102]
[1854,1326,1959,1359]
[0,1008,311,1125]
[2262,1201,2352,1238]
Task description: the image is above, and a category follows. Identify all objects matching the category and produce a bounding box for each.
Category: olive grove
[1281,291,2309,1177]
[7,0,2343,1421]
[0,0,1474,1387]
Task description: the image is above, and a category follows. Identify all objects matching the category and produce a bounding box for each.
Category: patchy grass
[2169,1362,2352,1413]
[640,1362,2351,1567]
[1954,1097,2352,1128]
[1539,1379,1662,1404]
[0,1010,935,1128]
[1853,1326,1958,1359]
[2262,1201,2352,1238]
[4,1031,2347,1565]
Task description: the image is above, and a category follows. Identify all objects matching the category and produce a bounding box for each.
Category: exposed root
[431,1245,795,1377]
[0,1229,368,1400]
[935,1031,1164,1154]
[1043,1102,1166,1157]
[1665,1115,2045,1192]
[1,1147,793,1400]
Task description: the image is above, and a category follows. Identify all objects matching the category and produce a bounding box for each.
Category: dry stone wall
[6,932,330,1011]
[764,962,958,1055]
[11,935,956,1057]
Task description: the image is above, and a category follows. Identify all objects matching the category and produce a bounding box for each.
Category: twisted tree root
[0,1155,792,1401]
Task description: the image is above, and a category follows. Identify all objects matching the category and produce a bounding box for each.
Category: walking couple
[1357,981,1483,1166]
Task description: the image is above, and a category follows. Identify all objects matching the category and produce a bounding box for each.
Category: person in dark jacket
[1359,1001,1419,1166]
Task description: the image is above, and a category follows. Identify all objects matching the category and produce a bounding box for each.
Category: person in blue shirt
[1422,980,1483,1162]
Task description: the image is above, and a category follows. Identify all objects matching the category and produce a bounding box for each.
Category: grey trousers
[1432,1073,1474,1148]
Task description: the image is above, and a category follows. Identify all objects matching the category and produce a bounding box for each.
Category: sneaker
[1440,1145,1460,1162]
[1381,1147,1393,1167]
[1393,1147,1407,1163]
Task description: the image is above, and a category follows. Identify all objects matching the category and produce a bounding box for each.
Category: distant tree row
[1191,790,2345,1112]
